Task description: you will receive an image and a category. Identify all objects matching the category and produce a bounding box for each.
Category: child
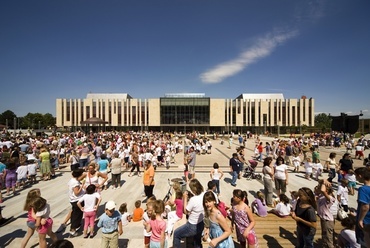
[202,191,234,248]
[268,194,291,217]
[144,200,167,248]
[165,190,183,239]
[97,200,123,248]
[27,160,37,184]
[337,179,349,213]
[119,203,132,227]
[251,191,268,217]
[210,162,224,196]
[132,200,144,222]
[143,197,156,248]
[304,157,313,180]
[337,216,361,248]
[3,158,17,196]
[77,184,102,238]
[345,169,356,195]
[16,161,29,188]
[231,189,258,248]
[21,189,42,248]
[316,181,336,248]
[290,191,299,212]
[292,153,301,173]
[31,196,58,248]
[183,153,189,182]
[312,162,323,181]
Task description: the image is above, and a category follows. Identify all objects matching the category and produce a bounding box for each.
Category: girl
[231,189,259,248]
[203,191,234,248]
[31,196,58,248]
[304,157,313,180]
[165,190,183,239]
[291,187,317,248]
[251,192,268,217]
[77,184,101,238]
[268,194,291,217]
[3,158,17,196]
[119,202,131,227]
[292,153,301,173]
[97,154,110,190]
[337,179,349,213]
[345,169,356,195]
[144,199,167,248]
[337,216,361,248]
[143,196,156,248]
[210,162,224,196]
[21,189,42,248]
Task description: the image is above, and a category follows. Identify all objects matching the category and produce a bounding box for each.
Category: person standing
[273,157,289,195]
[143,160,155,198]
[210,162,224,196]
[109,152,122,189]
[229,153,240,187]
[262,157,274,207]
[187,147,196,180]
[97,201,123,248]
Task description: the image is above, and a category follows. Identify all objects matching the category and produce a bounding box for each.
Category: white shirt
[274,164,288,180]
[16,165,28,179]
[275,202,291,216]
[186,192,205,225]
[337,185,349,205]
[78,192,100,212]
[27,163,37,176]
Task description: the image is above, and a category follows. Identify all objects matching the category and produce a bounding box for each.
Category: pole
[14,117,16,134]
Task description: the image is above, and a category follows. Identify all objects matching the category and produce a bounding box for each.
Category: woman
[143,160,155,198]
[273,157,289,195]
[203,191,234,248]
[39,147,51,181]
[79,162,108,191]
[97,154,109,190]
[338,153,354,182]
[291,187,317,248]
[262,157,274,207]
[109,152,122,189]
[325,152,337,182]
[67,169,85,237]
[173,178,204,248]
[79,143,90,170]
[237,146,246,179]
[69,150,80,171]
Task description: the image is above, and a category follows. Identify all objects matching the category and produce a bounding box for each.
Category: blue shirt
[97,211,121,233]
[357,185,370,225]
[98,159,109,172]
[0,162,6,173]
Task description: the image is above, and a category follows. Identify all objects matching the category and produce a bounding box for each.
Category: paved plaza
[0,135,367,248]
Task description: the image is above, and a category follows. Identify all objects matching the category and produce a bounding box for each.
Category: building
[56,93,314,134]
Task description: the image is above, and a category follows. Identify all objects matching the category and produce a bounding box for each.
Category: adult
[187,147,197,180]
[173,178,205,248]
[79,162,108,191]
[39,147,51,181]
[97,154,110,190]
[109,152,122,189]
[325,152,338,182]
[67,169,85,237]
[78,143,90,170]
[143,160,155,198]
[128,151,141,177]
[273,157,289,195]
[237,146,246,179]
[262,157,274,207]
[69,150,80,171]
[229,153,240,187]
[338,153,354,182]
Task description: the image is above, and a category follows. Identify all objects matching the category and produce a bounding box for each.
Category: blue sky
[1,0,369,118]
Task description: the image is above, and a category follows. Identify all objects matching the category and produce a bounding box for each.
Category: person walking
[229,153,240,187]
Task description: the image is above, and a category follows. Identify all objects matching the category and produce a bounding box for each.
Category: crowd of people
[0,129,369,248]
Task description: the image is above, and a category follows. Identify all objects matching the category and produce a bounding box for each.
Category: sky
[1,0,370,118]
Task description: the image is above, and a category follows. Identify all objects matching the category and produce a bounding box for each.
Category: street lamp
[38,121,41,130]
[14,117,16,133]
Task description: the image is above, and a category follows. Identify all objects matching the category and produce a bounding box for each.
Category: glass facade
[160,97,210,125]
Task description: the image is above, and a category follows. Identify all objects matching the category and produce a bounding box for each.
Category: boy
[97,201,123,248]
[132,200,144,222]
[16,161,28,188]
[27,160,38,184]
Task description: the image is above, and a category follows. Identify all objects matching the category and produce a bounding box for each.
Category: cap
[106,200,116,210]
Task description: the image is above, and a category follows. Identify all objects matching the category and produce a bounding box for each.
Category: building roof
[86,93,132,100]
[237,93,285,101]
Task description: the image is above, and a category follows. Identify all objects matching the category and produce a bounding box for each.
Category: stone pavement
[0,135,367,248]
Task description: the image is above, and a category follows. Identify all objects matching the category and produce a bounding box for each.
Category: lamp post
[14,117,16,134]
[38,121,41,130]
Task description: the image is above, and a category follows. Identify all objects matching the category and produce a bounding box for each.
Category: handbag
[337,206,348,220]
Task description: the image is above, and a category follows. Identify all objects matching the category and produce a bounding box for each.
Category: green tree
[43,113,56,128]
[0,110,17,128]
[315,113,332,132]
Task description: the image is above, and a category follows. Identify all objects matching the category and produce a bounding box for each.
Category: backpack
[217,201,228,218]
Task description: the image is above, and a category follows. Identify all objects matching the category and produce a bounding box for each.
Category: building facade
[56,93,315,134]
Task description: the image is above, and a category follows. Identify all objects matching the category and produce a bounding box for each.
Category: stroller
[243,159,262,180]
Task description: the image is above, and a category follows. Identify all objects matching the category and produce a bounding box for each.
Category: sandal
[83,233,89,239]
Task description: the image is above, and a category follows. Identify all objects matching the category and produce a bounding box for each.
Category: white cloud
[200,30,298,84]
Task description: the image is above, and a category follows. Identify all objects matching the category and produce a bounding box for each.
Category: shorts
[189,166,195,174]
[27,220,36,229]
[17,177,27,183]
[150,239,167,248]
[144,236,150,245]
[247,231,258,245]
[37,218,53,234]
[356,151,364,157]
[274,178,287,193]
[124,157,129,163]
[348,181,356,188]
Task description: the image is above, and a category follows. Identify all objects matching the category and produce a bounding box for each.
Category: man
[229,153,240,187]
[187,147,197,180]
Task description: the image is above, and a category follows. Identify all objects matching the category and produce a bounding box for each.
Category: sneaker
[0,216,13,227]
[56,223,66,233]
[69,230,78,237]
[117,186,121,189]
[141,193,146,197]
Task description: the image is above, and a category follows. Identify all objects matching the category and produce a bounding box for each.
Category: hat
[106,200,116,210]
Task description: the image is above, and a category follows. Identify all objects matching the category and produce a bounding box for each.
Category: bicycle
[163,178,172,202]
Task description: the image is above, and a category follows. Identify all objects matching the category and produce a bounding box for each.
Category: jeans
[212,179,220,194]
[296,225,315,248]
[231,171,238,186]
[70,201,83,230]
[173,221,204,248]
[79,158,88,169]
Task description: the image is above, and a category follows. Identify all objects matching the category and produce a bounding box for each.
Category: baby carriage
[243,159,262,180]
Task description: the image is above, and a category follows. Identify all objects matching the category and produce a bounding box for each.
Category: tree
[315,113,332,132]
[0,110,17,128]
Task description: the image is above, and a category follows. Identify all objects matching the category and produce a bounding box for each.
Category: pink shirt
[149,218,166,242]
[175,199,184,219]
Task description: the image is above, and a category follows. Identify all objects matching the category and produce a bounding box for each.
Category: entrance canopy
[80,117,108,125]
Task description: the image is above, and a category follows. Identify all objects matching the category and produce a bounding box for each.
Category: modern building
[56,93,314,134]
